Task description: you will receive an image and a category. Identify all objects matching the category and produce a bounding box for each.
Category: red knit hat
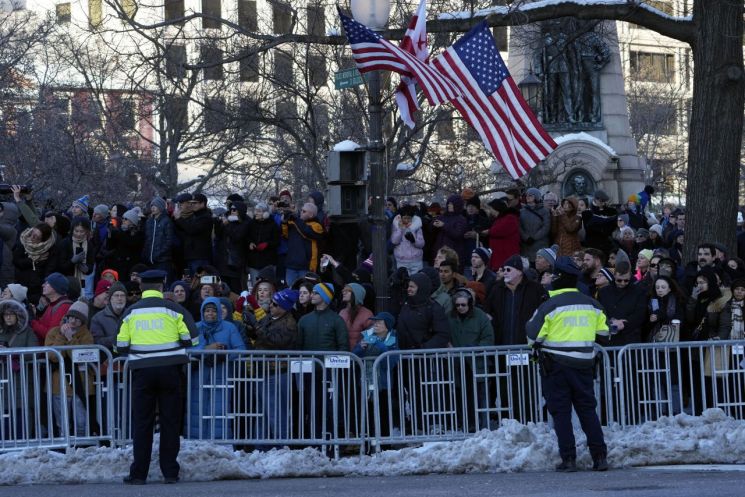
[95,279,113,297]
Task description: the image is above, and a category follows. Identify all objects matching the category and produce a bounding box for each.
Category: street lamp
[350,0,391,313]
[518,69,542,118]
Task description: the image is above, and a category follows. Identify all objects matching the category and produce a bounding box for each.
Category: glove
[71,251,86,264]
[404,232,416,244]
[256,242,268,251]
[247,295,266,321]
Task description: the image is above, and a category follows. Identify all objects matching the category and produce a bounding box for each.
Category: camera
[0,184,31,195]
[276,201,288,208]
[200,275,220,285]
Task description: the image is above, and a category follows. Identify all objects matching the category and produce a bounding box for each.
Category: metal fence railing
[2,341,743,454]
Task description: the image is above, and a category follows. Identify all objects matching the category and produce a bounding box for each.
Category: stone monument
[509,17,645,203]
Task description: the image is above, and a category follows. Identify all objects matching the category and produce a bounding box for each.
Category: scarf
[731,300,744,340]
[72,238,89,283]
[20,228,56,270]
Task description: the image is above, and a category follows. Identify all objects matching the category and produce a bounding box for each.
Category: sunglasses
[502,267,517,272]
[128,291,141,296]
[615,278,631,283]
[270,301,279,307]
[455,303,469,308]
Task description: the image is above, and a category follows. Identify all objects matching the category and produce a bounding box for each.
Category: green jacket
[297,307,349,352]
[448,307,494,348]
[432,284,454,314]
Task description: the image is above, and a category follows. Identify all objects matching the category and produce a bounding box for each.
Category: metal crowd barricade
[616,340,745,426]
[182,350,367,455]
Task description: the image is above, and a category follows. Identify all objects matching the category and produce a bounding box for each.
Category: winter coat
[175,207,214,262]
[646,292,686,342]
[597,282,649,346]
[254,311,298,351]
[89,303,127,351]
[54,235,98,277]
[44,323,95,396]
[485,279,546,345]
[551,197,582,256]
[282,215,325,272]
[519,204,551,260]
[189,297,247,439]
[339,305,374,351]
[0,299,38,406]
[30,296,73,343]
[448,307,494,348]
[397,273,451,350]
[0,202,20,287]
[297,307,349,351]
[215,218,251,277]
[487,210,520,270]
[582,204,618,253]
[390,215,425,264]
[105,225,145,281]
[353,329,398,389]
[464,210,491,256]
[246,217,280,270]
[686,289,732,341]
[13,236,59,305]
[143,213,175,265]
[433,196,468,271]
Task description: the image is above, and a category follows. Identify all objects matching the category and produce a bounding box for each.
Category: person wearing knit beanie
[93,204,109,219]
[71,195,90,217]
[279,190,292,202]
[525,188,543,202]
[461,188,476,201]
[502,254,524,273]
[101,269,120,282]
[122,209,140,227]
[108,281,127,297]
[272,289,299,312]
[44,272,69,296]
[536,244,559,273]
[95,280,112,298]
[66,301,89,323]
[345,283,366,306]
[3,283,28,303]
[150,196,167,214]
[473,247,491,266]
[312,282,334,305]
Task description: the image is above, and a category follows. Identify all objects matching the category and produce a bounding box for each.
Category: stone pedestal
[509,21,645,203]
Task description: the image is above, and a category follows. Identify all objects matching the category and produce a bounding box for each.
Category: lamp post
[518,69,542,118]
[351,0,391,313]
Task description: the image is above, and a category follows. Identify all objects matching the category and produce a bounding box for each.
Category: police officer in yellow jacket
[526,256,610,472]
[116,270,198,485]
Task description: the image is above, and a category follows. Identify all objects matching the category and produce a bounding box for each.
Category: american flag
[338,10,460,107]
[433,22,556,179]
[395,0,428,129]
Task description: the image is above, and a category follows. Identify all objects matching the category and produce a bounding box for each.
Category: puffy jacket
[143,213,175,264]
[30,296,73,343]
[45,324,95,396]
[551,197,582,256]
[282,215,325,272]
[397,273,451,350]
[391,215,425,264]
[174,207,213,261]
[519,203,551,261]
[54,235,98,277]
[297,307,349,351]
[254,311,298,350]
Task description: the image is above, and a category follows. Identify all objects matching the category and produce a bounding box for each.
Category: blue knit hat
[45,272,69,295]
[72,195,89,211]
[272,289,299,311]
[345,283,366,306]
[313,283,335,305]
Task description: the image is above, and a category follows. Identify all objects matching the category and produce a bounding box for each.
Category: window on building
[72,94,100,132]
[52,97,70,125]
[165,44,187,79]
[239,97,261,135]
[492,27,508,52]
[113,96,136,130]
[201,45,224,80]
[238,0,257,30]
[629,51,675,82]
[308,54,327,87]
[56,3,71,24]
[239,52,259,82]
[436,112,455,140]
[276,100,298,126]
[204,98,227,133]
[164,95,188,130]
[89,0,102,28]
[272,1,292,34]
[202,0,221,29]
[307,3,325,36]
[165,0,185,23]
[274,51,292,85]
[647,101,678,135]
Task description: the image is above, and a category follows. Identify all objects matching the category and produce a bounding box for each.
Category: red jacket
[31,297,72,343]
[488,212,520,270]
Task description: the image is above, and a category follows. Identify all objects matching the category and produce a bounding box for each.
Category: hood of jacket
[200,296,223,324]
[408,272,432,305]
[309,191,325,210]
[394,214,422,232]
[445,195,464,215]
[563,197,578,214]
[0,299,28,332]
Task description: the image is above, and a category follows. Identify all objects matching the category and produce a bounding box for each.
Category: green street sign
[335,67,365,89]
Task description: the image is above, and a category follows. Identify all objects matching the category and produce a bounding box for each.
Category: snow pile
[2,410,745,485]
[333,140,362,151]
[554,132,617,156]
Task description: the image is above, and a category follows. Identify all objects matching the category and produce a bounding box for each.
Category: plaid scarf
[731,300,744,340]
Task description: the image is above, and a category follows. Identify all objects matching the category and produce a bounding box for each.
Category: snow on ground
[1,409,744,485]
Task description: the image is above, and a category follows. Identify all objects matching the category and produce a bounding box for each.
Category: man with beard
[580,248,604,297]
[682,243,717,294]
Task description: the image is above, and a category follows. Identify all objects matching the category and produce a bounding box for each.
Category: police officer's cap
[553,256,582,276]
[139,269,168,283]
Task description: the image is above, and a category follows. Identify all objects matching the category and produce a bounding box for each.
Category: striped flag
[338,9,460,107]
[395,0,428,129]
[432,22,556,179]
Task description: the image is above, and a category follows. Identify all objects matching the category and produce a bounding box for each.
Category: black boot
[592,457,609,471]
[555,457,577,472]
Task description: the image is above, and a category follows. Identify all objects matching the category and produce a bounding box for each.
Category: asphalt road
[2,466,745,497]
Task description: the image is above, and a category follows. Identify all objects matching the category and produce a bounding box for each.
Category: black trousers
[542,362,607,461]
[130,365,183,480]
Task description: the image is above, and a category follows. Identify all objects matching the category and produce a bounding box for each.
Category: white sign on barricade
[72,348,100,363]
[324,355,351,369]
[507,353,530,367]
[290,360,315,373]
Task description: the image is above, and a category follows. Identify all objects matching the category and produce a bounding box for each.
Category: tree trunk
[684,1,744,261]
